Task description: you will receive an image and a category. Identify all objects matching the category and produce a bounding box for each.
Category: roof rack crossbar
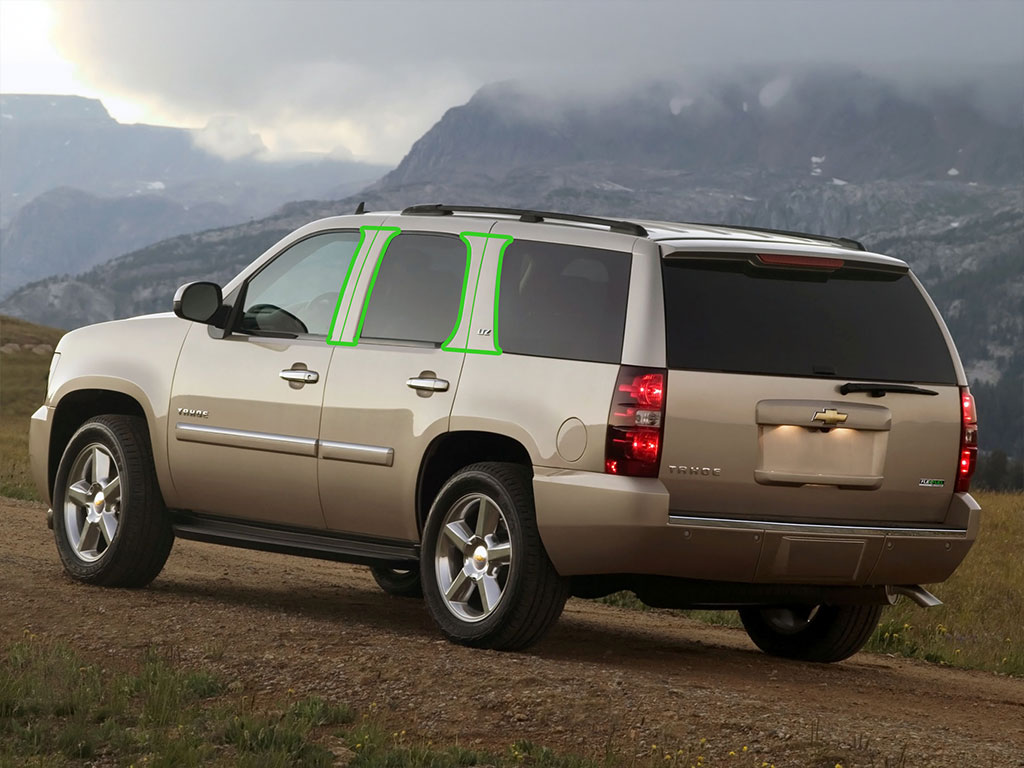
[689,222,865,251]
[400,204,648,237]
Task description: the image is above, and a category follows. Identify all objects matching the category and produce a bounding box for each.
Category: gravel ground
[2,496,1022,766]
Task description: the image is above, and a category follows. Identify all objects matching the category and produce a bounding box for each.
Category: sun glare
[0,0,79,93]
[0,0,152,124]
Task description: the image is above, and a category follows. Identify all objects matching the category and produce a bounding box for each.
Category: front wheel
[53,414,174,587]
[739,603,883,663]
[420,462,568,650]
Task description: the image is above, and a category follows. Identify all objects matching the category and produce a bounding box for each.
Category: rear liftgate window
[498,240,631,364]
[662,257,956,384]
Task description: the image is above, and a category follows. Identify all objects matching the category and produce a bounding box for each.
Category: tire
[420,462,568,650]
[370,565,423,598]
[52,414,174,587]
[739,603,884,663]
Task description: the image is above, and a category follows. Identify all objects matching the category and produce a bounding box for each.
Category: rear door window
[360,233,466,344]
[498,241,630,363]
[662,256,956,384]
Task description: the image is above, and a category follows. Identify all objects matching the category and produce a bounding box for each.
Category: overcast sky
[1,0,1021,163]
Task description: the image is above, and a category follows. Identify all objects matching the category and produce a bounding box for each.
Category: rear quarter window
[498,240,630,364]
[661,256,957,384]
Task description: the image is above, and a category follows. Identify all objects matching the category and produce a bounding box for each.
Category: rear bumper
[29,405,53,506]
[533,468,979,586]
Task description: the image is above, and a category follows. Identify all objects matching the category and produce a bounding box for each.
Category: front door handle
[406,377,449,392]
[280,368,319,384]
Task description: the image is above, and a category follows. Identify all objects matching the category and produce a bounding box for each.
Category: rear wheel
[53,415,174,587]
[369,565,422,598]
[739,603,883,663]
[421,462,568,650]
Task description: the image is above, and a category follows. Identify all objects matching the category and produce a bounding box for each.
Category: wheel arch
[415,431,532,534]
[48,384,163,503]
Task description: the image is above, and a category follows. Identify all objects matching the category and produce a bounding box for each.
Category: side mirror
[173,281,224,324]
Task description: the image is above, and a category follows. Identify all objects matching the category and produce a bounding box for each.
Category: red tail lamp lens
[618,372,664,409]
[635,373,664,409]
[955,388,978,492]
[606,367,667,477]
[962,392,976,425]
[629,428,661,463]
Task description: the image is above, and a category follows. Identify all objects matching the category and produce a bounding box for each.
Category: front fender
[47,314,191,506]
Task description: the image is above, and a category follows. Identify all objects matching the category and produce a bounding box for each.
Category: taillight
[605,366,667,477]
[956,387,978,492]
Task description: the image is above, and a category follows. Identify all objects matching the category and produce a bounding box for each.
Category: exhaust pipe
[46,508,53,530]
[887,584,943,608]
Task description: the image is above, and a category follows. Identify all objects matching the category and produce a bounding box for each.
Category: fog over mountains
[383,70,1022,187]
[1,69,1021,456]
[0,94,389,295]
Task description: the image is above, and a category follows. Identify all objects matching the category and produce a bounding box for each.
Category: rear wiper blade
[839,382,939,397]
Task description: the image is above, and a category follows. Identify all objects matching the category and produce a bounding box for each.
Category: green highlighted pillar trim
[442,232,512,355]
[326,225,510,354]
[326,225,401,346]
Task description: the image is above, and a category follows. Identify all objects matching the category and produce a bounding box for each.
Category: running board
[172,514,419,568]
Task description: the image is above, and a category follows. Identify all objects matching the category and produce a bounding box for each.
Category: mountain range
[1,70,1021,457]
[0,94,388,295]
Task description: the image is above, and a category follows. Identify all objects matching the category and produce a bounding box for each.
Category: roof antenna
[354,201,366,214]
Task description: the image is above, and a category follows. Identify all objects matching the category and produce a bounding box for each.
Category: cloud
[193,115,266,160]
[50,0,1024,163]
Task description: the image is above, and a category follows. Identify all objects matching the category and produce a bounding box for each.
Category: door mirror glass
[173,281,224,324]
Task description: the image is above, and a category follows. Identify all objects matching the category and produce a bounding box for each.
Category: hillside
[381,71,1023,188]
[0,315,66,498]
[0,94,389,295]
[0,187,242,295]
[0,200,347,329]
[0,94,389,226]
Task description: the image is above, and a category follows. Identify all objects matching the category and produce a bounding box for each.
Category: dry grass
[1,634,918,768]
[867,491,1024,674]
[0,316,65,499]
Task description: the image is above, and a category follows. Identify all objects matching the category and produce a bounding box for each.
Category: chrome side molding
[174,422,394,466]
[320,440,394,467]
[175,422,317,456]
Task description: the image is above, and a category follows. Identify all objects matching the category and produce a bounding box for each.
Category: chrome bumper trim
[667,514,969,538]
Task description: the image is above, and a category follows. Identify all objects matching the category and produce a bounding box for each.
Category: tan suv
[29,204,980,662]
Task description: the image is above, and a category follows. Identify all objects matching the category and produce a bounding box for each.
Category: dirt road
[2,496,1021,766]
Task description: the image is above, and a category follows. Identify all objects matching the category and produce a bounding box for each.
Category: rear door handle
[280,368,319,384]
[406,377,449,392]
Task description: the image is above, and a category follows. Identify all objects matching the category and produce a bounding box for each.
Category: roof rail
[689,222,865,251]
[400,204,648,237]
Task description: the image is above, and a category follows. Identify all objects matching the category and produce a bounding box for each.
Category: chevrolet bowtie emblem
[812,408,849,426]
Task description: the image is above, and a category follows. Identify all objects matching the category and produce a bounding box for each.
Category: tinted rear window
[662,257,956,384]
[498,240,630,363]
[360,233,465,344]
